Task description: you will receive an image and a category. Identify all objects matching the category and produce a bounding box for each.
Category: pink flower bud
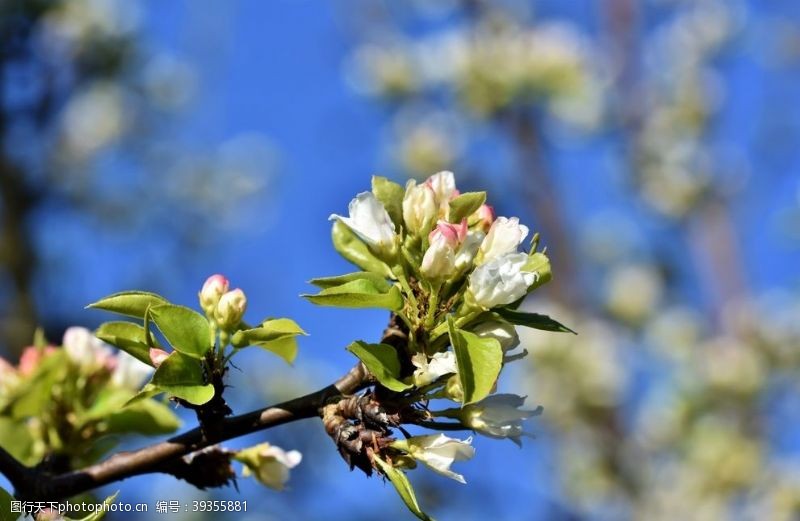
[214,288,247,331]
[475,204,495,232]
[18,346,56,376]
[428,219,468,249]
[149,348,170,368]
[199,274,230,316]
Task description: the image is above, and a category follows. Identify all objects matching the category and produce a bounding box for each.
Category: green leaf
[149,304,211,359]
[254,335,299,364]
[95,321,158,366]
[331,220,393,277]
[123,383,162,407]
[87,291,169,319]
[495,308,576,334]
[303,279,403,311]
[448,192,486,223]
[0,487,16,521]
[309,271,391,291]
[523,252,552,293]
[232,318,307,346]
[372,175,405,228]
[373,456,434,521]
[448,316,503,405]
[9,351,67,419]
[230,318,306,364]
[105,399,181,435]
[151,352,214,405]
[346,341,411,392]
[0,418,34,466]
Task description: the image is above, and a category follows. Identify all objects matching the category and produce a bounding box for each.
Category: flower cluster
[0,328,178,469]
[309,172,572,519]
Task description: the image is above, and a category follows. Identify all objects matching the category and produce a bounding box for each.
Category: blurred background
[1,0,800,519]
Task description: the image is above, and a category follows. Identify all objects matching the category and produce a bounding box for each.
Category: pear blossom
[235,443,302,490]
[199,274,229,317]
[392,434,475,483]
[425,171,458,218]
[111,351,153,390]
[329,191,397,256]
[471,320,520,352]
[469,253,537,309]
[63,327,113,371]
[402,180,437,235]
[454,231,484,271]
[450,394,542,444]
[477,217,529,264]
[411,351,457,387]
[420,220,467,279]
[214,289,247,331]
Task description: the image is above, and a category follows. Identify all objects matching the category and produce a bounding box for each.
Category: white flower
[329,191,397,255]
[393,434,475,483]
[471,320,520,352]
[420,220,467,280]
[469,253,537,309]
[111,351,152,390]
[425,171,457,219]
[457,394,542,444]
[235,443,303,491]
[63,327,113,371]
[454,231,484,271]
[478,217,529,264]
[402,180,437,235]
[411,351,457,387]
[214,288,247,331]
[199,274,229,316]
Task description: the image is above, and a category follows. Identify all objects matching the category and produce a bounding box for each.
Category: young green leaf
[373,456,434,521]
[95,321,158,366]
[232,318,307,345]
[372,175,405,228]
[495,308,576,334]
[331,220,393,277]
[230,318,306,364]
[87,291,169,319]
[151,352,214,405]
[448,316,503,405]
[252,335,299,364]
[303,279,403,311]
[346,341,411,392]
[149,304,212,359]
[448,192,486,224]
[309,271,391,291]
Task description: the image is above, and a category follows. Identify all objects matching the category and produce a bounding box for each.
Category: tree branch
[5,362,370,501]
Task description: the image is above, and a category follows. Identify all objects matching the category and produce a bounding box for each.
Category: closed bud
[215,289,247,331]
[420,220,467,280]
[402,180,437,236]
[149,348,170,368]
[471,320,520,352]
[471,204,495,232]
[199,274,230,317]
